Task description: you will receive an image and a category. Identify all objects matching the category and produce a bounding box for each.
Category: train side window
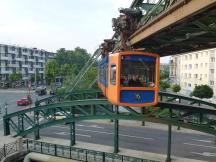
[110,64,116,85]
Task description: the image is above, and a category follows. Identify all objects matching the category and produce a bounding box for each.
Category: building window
[211,57,215,62]
[205,63,208,67]
[188,74,191,78]
[110,65,116,85]
[205,74,207,78]
[184,82,187,87]
[185,65,187,70]
[10,47,15,51]
[210,81,214,85]
[194,74,198,78]
[189,64,192,69]
[200,63,203,67]
[188,83,191,87]
[210,69,214,74]
[185,55,188,60]
[195,54,198,59]
[194,84,197,87]
[189,55,192,60]
[210,50,215,55]
[195,64,198,69]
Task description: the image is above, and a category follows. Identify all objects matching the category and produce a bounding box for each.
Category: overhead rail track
[110,0,216,56]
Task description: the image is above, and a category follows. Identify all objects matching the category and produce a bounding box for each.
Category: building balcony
[0,56,9,60]
[22,76,29,80]
[39,70,44,74]
[33,53,40,57]
[22,64,29,68]
[38,59,45,63]
[35,65,41,68]
[28,58,35,62]
[1,69,12,74]
[8,64,19,68]
[16,57,24,61]
[28,70,35,74]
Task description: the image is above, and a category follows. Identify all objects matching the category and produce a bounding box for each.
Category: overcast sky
[0,0,169,63]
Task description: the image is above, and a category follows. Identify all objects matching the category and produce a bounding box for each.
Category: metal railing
[0,141,18,161]
[23,139,159,162]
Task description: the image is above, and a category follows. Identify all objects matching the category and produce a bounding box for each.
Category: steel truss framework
[3,89,216,137]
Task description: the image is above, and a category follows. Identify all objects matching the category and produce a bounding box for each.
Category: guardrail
[0,141,18,161]
[23,139,159,162]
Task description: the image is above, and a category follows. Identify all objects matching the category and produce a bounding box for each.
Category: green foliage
[45,47,96,90]
[160,69,169,80]
[172,84,181,93]
[45,60,59,84]
[192,84,213,99]
[10,72,22,81]
[31,74,42,83]
[159,81,170,91]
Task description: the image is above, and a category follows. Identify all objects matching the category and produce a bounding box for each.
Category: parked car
[16,95,32,106]
[35,86,47,96]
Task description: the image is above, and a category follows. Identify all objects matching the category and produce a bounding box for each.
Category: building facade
[0,44,55,85]
[170,48,216,96]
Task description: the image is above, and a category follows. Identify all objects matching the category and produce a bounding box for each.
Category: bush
[172,84,181,93]
[160,81,170,91]
[192,84,213,99]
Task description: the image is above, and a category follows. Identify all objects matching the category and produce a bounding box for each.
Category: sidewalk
[39,136,208,162]
[0,131,17,147]
[0,130,209,162]
[0,88,34,93]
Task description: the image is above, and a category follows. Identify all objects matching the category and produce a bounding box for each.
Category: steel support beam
[141,107,145,126]
[34,111,40,140]
[114,105,119,153]
[3,119,10,136]
[129,0,216,45]
[166,109,172,162]
[70,122,76,146]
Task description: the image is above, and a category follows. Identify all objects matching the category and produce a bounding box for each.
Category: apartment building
[170,48,216,96]
[0,44,55,84]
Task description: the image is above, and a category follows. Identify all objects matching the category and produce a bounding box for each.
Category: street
[40,121,216,162]
[0,89,49,130]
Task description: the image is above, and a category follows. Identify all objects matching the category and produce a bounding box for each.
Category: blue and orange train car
[98,51,160,107]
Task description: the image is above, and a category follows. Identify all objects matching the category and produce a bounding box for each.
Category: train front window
[121,55,156,87]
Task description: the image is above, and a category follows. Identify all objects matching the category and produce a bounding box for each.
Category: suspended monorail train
[98,51,160,107]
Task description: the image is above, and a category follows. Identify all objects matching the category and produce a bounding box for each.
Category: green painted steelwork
[3,89,216,138]
[23,139,159,162]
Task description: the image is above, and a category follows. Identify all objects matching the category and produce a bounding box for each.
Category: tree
[160,81,170,91]
[192,85,213,99]
[172,84,181,93]
[31,74,42,83]
[10,72,22,82]
[45,60,59,85]
[160,69,169,80]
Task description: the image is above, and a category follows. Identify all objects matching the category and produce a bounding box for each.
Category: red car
[16,96,32,106]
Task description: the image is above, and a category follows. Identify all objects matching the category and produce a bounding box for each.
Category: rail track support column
[34,111,40,140]
[114,105,119,153]
[3,118,10,135]
[141,107,145,126]
[70,122,76,146]
[166,109,172,162]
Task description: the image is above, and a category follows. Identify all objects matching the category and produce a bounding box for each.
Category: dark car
[35,86,47,96]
